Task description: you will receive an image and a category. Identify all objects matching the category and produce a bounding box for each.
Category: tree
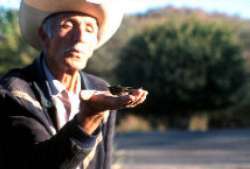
[115,18,248,129]
[0,9,37,75]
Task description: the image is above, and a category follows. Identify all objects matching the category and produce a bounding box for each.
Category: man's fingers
[94,94,136,110]
[84,92,136,110]
[118,95,136,107]
[80,89,148,111]
[125,90,148,108]
[133,91,148,105]
[129,88,142,96]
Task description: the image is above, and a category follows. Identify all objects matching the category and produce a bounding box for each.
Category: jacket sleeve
[0,93,99,169]
[102,110,117,169]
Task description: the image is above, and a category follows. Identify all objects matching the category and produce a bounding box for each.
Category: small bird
[108,85,134,96]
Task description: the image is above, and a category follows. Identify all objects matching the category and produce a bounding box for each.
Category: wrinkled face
[39,12,99,73]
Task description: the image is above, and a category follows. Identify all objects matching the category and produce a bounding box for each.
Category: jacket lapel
[22,55,57,135]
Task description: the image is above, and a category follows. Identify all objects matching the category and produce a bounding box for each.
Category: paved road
[114,129,250,169]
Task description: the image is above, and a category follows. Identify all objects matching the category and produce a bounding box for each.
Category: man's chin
[65,60,87,71]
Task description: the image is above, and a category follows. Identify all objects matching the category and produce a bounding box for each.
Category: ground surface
[114,129,250,169]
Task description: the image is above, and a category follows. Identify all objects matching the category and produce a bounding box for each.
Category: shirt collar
[42,57,67,96]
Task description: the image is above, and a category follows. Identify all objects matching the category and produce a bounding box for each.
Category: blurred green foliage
[115,18,248,128]
[0,8,37,75]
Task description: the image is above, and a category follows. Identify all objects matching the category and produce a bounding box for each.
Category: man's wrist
[75,113,103,136]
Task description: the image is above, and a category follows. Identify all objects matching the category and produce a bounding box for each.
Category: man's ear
[38,27,49,49]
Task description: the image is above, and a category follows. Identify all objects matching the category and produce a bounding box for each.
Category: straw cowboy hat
[19,0,124,49]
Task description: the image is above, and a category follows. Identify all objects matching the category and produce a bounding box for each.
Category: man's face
[41,13,99,73]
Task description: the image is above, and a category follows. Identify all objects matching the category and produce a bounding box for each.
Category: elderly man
[0,0,148,169]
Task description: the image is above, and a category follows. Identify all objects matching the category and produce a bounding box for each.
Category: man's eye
[86,23,98,33]
[60,22,73,29]
[86,25,94,33]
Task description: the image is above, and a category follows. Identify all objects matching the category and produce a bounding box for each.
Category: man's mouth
[64,45,91,55]
[68,49,80,53]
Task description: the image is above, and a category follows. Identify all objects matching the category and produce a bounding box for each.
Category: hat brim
[19,0,124,49]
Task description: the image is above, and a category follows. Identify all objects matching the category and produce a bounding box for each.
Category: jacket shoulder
[83,72,110,90]
[0,67,34,95]
[0,66,40,114]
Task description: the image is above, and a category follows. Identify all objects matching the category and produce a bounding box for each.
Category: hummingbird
[108,85,134,96]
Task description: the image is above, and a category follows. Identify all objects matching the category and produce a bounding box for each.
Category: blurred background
[1,0,250,169]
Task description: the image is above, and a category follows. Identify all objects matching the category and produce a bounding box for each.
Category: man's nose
[72,26,84,42]
[72,25,90,43]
